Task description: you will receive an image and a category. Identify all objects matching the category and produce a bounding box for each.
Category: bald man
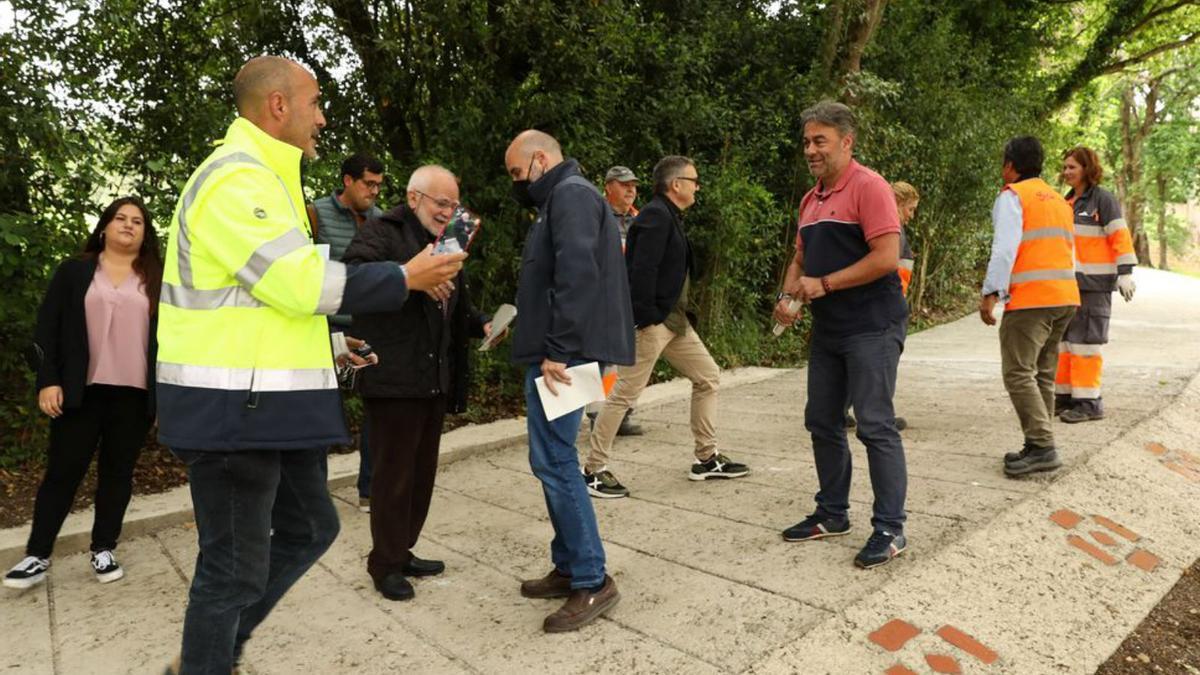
[342,165,490,602]
[161,57,464,673]
[504,130,635,632]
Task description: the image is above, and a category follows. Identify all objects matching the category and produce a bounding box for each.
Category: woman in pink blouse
[5,197,162,589]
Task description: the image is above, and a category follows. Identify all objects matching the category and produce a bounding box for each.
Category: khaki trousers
[585,323,719,472]
[999,305,1076,449]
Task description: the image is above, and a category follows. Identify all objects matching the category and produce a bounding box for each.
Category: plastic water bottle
[772,299,803,336]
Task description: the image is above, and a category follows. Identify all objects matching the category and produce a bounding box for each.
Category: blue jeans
[804,321,907,533]
[524,364,606,589]
[172,447,340,674]
[357,410,372,499]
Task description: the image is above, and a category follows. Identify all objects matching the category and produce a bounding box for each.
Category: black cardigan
[29,257,158,417]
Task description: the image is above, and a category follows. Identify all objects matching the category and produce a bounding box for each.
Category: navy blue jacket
[512,159,635,366]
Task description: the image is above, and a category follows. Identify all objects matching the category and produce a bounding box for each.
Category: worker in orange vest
[979,136,1080,477]
[1055,146,1137,424]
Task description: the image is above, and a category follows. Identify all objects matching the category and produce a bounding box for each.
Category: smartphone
[433,207,482,255]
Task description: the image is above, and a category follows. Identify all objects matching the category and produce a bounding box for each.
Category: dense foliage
[2,0,1198,465]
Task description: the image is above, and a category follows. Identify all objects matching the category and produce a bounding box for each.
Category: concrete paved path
[3,267,1199,674]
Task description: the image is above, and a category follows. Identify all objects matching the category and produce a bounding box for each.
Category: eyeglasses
[413,190,460,211]
[676,176,701,188]
[358,179,383,192]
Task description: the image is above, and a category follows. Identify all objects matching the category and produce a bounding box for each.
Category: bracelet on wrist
[820,276,833,294]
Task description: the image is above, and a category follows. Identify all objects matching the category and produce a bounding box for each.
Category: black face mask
[510,156,540,209]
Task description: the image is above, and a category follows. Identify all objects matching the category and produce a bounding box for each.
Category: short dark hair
[1003,136,1044,178]
[800,100,857,138]
[652,155,695,195]
[341,153,384,181]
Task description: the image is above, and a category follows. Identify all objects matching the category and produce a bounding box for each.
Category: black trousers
[365,395,446,581]
[27,384,150,558]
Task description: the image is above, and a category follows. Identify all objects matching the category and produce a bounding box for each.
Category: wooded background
[2,0,1199,465]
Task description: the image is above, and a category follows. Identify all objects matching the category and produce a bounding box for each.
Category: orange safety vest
[1005,178,1080,311]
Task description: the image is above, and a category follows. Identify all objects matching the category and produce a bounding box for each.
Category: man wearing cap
[586,165,645,439]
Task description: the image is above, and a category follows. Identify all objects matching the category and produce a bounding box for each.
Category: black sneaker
[1004,446,1062,476]
[616,410,644,436]
[782,515,852,542]
[688,452,750,481]
[91,550,124,584]
[582,467,630,498]
[3,556,49,589]
[854,530,907,569]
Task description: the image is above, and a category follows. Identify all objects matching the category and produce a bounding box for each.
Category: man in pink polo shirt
[772,100,909,569]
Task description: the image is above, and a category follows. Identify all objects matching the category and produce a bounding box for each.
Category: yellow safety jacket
[157,117,407,450]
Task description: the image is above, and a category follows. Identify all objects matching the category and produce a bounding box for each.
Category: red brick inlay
[1145,442,1168,456]
[1164,460,1200,483]
[925,653,963,674]
[1049,509,1083,529]
[1127,548,1161,572]
[1067,535,1119,565]
[1092,515,1140,542]
[936,625,999,665]
[1090,530,1118,547]
[869,619,921,652]
[884,665,918,675]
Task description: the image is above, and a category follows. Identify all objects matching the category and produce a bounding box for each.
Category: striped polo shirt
[796,159,907,336]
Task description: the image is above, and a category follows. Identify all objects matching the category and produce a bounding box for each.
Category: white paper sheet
[534,362,606,421]
[478,303,518,352]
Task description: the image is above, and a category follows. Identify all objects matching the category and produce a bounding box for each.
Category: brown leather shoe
[520,568,573,599]
[542,575,619,633]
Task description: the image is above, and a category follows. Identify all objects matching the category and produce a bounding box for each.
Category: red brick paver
[869,619,921,652]
[1049,509,1083,529]
[1092,515,1140,542]
[925,653,963,674]
[936,625,999,665]
[1090,530,1118,547]
[884,665,918,675]
[1067,534,1120,565]
[1145,441,1168,456]
[1127,548,1161,572]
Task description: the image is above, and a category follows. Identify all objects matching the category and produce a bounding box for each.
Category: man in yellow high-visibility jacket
[160,56,464,674]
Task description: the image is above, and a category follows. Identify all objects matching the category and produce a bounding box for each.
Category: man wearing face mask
[504,130,634,632]
[158,56,465,673]
[342,165,490,602]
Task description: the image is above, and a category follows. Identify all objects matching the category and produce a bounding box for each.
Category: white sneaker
[3,556,49,589]
[91,550,124,584]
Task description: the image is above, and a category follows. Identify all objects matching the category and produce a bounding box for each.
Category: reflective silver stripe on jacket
[1104,218,1128,234]
[1020,227,1073,243]
[1116,253,1138,266]
[316,261,348,315]
[160,283,264,310]
[157,362,336,392]
[176,152,263,289]
[235,228,312,289]
[1077,262,1118,275]
[899,259,914,271]
[1073,224,1106,238]
[1010,268,1076,283]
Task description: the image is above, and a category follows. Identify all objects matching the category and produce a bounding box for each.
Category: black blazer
[343,205,488,414]
[625,195,694,328]
[29,257,158,417]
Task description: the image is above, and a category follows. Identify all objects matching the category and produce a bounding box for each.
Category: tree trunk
[1119,82,1154,266]
[1156,172,1169,270]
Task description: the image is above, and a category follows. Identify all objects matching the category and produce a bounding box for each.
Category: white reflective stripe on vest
[157,362,336,392]
[1020,227,1073,243]
[235,228,312,289]
[177,152,264,288]
[1073,224,1106,238]
[899,259,914,271]
[1011,268,1076,283]
[161,283,265,310]
[317,261,347,315]
[1077,261,1118,275]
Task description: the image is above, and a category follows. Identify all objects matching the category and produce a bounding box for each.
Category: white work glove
[1117,274,1136,302]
